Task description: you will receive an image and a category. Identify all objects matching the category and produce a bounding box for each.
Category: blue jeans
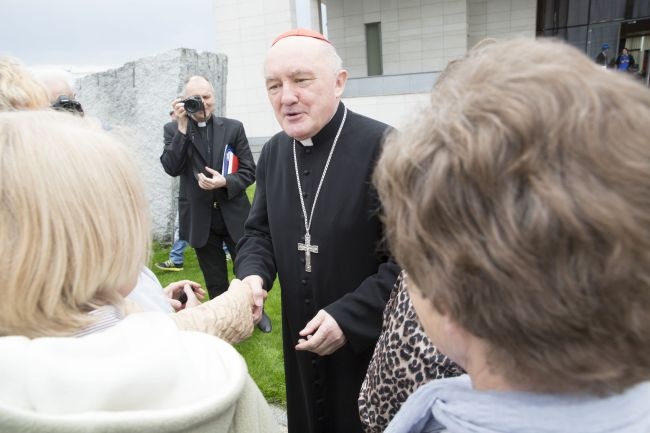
[169,239,188,265]
[169,213,188,265]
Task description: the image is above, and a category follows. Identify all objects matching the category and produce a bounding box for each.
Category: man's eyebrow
[289,69,314,76]
[266,69,315,81]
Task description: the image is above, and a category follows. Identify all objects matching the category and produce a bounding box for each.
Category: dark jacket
[160,117,255,248]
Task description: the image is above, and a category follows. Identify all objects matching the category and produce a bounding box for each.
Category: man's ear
[334,69,348,98]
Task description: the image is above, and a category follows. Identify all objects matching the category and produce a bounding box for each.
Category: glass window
[590,0,626,23]
[365,22,383,77]
[544,25,589,51]
[631,0,650,19]
[542,0,590,29]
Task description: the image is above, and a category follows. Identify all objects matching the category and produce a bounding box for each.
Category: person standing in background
[616,47,636,72]
[160,76,256,304]
[595,43,609,68]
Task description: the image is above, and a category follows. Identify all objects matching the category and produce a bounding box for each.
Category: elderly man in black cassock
[235,28,400,433]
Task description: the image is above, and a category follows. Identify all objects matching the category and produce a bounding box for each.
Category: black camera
[181,95,204,114]
[52,95,84,116]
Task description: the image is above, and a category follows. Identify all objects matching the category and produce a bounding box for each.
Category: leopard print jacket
[358,271,463,433]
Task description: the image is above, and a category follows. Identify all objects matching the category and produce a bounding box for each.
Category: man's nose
[280,83,298,105]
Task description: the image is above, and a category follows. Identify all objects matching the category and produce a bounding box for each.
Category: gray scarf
[385,375,650,433]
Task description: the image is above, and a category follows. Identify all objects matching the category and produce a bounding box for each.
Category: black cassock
[236,103,400,433]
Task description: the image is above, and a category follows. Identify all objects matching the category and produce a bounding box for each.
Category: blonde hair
[0,56,50,111]
[375,38,650,394]
[0,110,151,337]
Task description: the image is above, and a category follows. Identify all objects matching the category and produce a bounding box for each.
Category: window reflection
[538,0,650,86]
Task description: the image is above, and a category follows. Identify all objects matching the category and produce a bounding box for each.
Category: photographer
[37,68,84,116]
[160,76,267,330]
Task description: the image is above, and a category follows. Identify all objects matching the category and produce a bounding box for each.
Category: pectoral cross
[297,233,319,272]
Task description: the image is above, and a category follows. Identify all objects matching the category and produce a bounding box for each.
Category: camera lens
[183,96,204,114]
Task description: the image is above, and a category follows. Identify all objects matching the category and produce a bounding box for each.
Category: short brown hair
[375,38,650,395]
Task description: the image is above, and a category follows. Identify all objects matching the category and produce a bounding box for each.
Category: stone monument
[76,48,227,243]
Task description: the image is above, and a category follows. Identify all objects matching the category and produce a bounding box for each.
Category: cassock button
[301,279,307,285]
[317,416,325,423]
[304,298,311,305]
[303,169,310,175]
[302,192,309,198]
[305,148,312,154]
[300,257,305,264]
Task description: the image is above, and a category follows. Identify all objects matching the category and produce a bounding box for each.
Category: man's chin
[283,123,312,141]
[191,113,211,122]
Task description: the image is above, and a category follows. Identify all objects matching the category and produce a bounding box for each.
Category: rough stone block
[76,48,227,243]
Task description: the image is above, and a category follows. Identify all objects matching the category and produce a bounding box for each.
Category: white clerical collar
[300,137,314,147]
[197,121,207,127]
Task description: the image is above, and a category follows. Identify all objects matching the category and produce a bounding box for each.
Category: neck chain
[293,106,347,272]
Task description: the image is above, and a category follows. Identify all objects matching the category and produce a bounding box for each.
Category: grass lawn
[149,185,287,406]
[150,243,286,405]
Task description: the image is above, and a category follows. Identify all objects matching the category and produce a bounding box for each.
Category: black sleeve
[324,124,400,354]
[160,122,191,177]
[324,258,400,355]
[235,143,277,291]
[223,121,256,200]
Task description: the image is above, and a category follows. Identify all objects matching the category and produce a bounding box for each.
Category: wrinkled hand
[242,275,267,324]
[172,98,188,135]
[163,280,205,311]
[227,278,256,313]
[197,166,226,190]
[295,310,346,356]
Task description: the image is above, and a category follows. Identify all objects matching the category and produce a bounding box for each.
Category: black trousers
[194,205,238,300]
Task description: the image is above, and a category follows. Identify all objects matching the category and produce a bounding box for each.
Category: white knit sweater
[0,313,279,433]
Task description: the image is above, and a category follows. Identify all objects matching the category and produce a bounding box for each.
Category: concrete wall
[468,0,537,49]
[327,0,468,77]
[75,48,227,242]
[334,0,537,131]
[343,91,430,130]
[213,0,298,141]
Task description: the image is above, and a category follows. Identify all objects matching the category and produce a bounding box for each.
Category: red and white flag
[222,144,239,174]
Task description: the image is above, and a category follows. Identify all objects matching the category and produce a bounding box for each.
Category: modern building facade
[538,0,650,80]
[213,0,649,150]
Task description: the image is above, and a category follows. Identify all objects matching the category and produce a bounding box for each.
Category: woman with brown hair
[375,37,650,432]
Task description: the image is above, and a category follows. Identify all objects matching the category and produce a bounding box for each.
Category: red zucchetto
[271,28,331,46]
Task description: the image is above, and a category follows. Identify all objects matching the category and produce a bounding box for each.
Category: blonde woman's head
[0,110,151,337]
[0,56,50,111]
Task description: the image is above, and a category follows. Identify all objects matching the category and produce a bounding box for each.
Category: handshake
[163,278,268,325]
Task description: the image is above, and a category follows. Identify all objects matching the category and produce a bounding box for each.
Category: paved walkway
[270,404,288,432]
